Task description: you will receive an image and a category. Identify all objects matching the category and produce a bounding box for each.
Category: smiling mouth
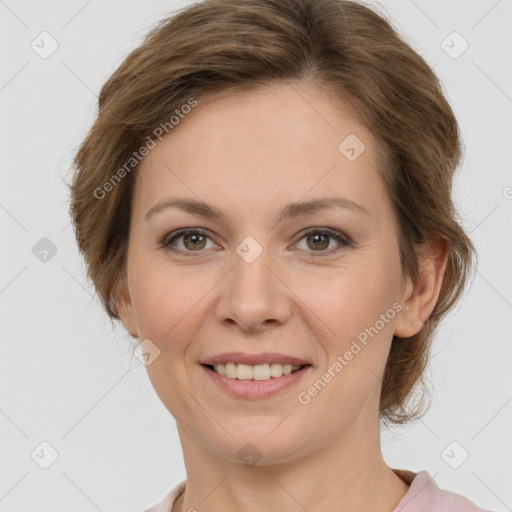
[202,362,311,381]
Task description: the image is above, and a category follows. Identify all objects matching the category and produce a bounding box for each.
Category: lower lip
[200,364,313,399]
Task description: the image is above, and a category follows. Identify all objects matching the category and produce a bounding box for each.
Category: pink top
[144,469,491,512]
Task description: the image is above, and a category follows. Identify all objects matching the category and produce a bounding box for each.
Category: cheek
[301,270,398,422]
[309,262,398,341]
[302,261,401,412]
[129,262,214,352]
[130,266,212,419]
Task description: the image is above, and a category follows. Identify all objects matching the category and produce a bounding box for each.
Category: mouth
[199,359,313,399]
[201,362,311,381]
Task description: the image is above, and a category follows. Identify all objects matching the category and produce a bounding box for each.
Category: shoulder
[393,470,493,512]
[143,473,492,512]
[143,480,186,512]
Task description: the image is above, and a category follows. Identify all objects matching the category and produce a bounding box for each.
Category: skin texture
[117,82,448,512]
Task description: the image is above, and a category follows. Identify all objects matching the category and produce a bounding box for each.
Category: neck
[173,405,409,512]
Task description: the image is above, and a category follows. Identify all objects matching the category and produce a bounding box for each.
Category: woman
[67,0,489,510]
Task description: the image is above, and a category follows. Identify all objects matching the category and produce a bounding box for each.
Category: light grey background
[1,0,511,510]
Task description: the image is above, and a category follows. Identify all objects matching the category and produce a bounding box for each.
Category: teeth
[212,362,302,380]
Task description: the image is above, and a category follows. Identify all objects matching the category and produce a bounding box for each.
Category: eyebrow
[145,196,370,224]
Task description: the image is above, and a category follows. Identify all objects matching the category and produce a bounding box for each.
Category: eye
[161,228,215,254]
[294,228,352,258]
[159,227,352,257]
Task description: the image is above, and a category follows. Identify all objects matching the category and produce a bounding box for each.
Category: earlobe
[115,278,139,339]
[394,238,449,338]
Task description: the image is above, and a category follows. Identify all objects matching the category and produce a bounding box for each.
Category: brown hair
[66,0,476,426]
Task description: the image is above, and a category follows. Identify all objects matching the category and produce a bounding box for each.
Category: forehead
[133,82,388,220]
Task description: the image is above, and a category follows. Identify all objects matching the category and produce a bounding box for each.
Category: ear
[115,275,139,339]
[394,237,449,338]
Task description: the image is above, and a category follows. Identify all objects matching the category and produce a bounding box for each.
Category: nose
[215,246,292,332]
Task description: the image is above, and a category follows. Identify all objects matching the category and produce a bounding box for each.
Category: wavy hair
[67,0,476,425]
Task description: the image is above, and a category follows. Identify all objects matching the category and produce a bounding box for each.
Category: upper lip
[200,352,312,367]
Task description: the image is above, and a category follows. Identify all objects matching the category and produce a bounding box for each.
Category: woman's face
[118,82,419,463]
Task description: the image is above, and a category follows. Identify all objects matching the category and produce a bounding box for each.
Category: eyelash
[159,227,352,259]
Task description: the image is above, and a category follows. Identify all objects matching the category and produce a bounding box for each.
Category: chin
[201,419,312,465]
